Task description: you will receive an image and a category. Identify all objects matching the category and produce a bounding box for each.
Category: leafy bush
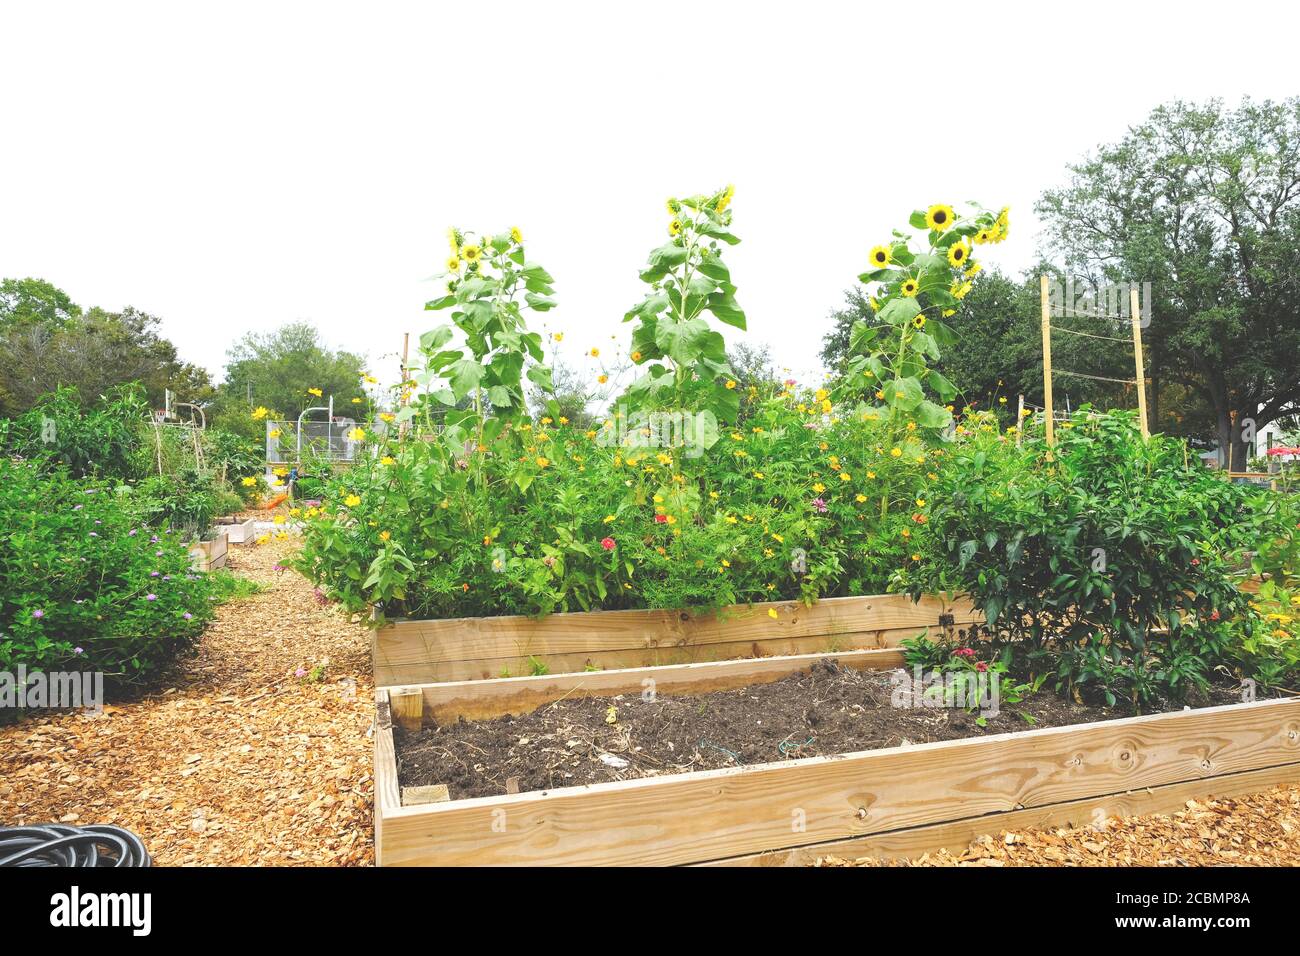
[906,409,1260,707]
[0,460,216,691]
[131,468,222,540]
[4,385,147,479]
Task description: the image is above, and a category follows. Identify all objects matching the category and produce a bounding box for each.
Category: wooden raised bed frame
[373,592,982,686]
[373,649,1300,866]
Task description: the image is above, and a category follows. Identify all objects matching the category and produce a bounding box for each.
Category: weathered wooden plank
[700,761,1300,866]
[397,647,906,724]
[372,690,400,866]
[376,697,1300,866]
[374,593,981,685]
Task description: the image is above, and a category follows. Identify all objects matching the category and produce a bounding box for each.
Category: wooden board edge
[399,647,907,723]
[697,761,1300,866]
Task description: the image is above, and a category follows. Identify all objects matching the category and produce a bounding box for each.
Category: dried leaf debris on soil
[0,533,375,866]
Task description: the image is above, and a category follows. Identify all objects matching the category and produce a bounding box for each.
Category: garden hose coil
[0,824,152,867]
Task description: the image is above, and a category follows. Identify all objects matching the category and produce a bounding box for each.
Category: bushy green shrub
[4,385,147,479]
[131,468,222,540]
[905,408,1260,707]
[0,460,216,690]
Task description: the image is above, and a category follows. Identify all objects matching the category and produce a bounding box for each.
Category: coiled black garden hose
[0,824,152,867]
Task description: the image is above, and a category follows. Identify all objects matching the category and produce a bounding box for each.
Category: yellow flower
[447,227,460,255]
[461,244,482,263]
[273,515,286,525]
[536,456,549,468]
[855,494,867,503]
[767,608,778,619]
[447,257,460,272]
[631,351,642,362]
[241,476,257,487]
[925,204,955,231]
[840,472,851,482]
[344,494,361,507]
[380,455,396,466]
[558,416,569,425]
[379,412,395,422]
[890,447,902,458]
[307,387,322,397]
[913,314,926,329]
[267,428,281,439]
[351,397,362,404]
[598,374,608,384]
[813,482,826,493]
[510,226,523,244]
[348,427,366,441]
[869,296,880,312]
[868,245,892,268]
[965,261,983,279]
[255,534,270,545]
[251,406,269,420]
[900,278,919,297]
[725,380,737,389]
[669,219,683,237]
[553,332,564,342]
[716,184,735,213]
[273,467,288,477]
[590,348,600,357]
[946,239,970,268]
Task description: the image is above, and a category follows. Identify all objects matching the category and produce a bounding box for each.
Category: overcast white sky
[2,0,1297,394]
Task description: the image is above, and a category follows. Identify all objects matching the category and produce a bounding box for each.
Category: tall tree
[0,277,81,331]
[0,296,211,417]
[213,322,368,430]
[1037,97,1300,468]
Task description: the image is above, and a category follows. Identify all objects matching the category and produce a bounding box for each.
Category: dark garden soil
[395,659,1273,800]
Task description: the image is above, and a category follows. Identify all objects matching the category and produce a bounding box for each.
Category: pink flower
[975,661,989,672]
[32,609,44,619]
[145,593,157,601]
[601,536,616,551]
[811,497,827,513]
[654,514,668,524]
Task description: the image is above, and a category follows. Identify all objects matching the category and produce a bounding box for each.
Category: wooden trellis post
[1016,394,1024,447]
[1129,285,1149,438]
[1039,275,1055,448]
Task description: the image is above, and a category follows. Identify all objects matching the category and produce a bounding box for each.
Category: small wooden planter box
[373,652,1300,866]
[373,593,983,686]
[215,516,256,545]
[188,529,228,572]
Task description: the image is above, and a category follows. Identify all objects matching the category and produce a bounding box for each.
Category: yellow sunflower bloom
[900,278,920,297]
[946,239,970,268]
[925,204,955,231]
[868,245,892,269]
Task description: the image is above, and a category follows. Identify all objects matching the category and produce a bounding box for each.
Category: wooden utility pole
[1129,286,1149,438]
[1039,275,1055,448]
[1016,394,1024,447]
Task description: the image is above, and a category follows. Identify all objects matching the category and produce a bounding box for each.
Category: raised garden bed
[373,652,1300,866]
[215,515,257,545]
[372,592,982,686]
[188,528,228,572]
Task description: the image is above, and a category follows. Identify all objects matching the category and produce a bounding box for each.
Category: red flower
[601,536,616,551]
[975,661,989,673]
[654,514,668,524]
[1191,558,1200,566]
[1210,610,1220,621]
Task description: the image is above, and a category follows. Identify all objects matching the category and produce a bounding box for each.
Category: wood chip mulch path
[817,785,1300,867]
[0,535,376,866]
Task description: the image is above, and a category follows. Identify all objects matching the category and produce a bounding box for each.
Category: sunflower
[666,198,681,215]
[946,239,970,267]
[925,204,955,231]
[869,296,880,312]
[973,228,993,245]
[447,227,461,255]
[716,184,735,213]
[900,278,920,297]
[868,245,892,268]
[668,219,683,237]
[913,314,927,328]
[510,226,523,244]
[460,244,482,263]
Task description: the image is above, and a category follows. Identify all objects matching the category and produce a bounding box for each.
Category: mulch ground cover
[0,532,376,866]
